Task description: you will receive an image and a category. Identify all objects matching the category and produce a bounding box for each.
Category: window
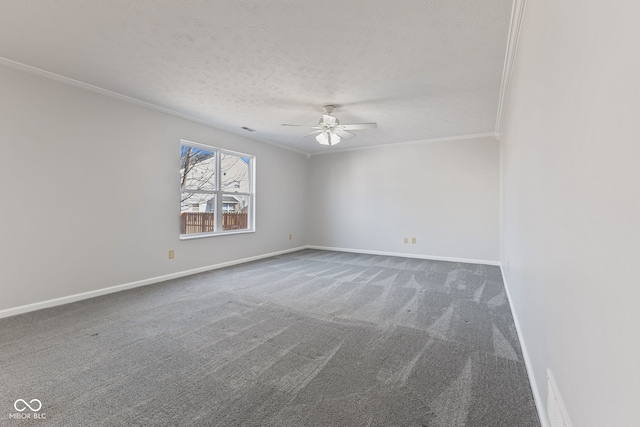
[179,140,255,237]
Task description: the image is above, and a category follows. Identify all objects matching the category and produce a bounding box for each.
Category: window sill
[179,229,255,240]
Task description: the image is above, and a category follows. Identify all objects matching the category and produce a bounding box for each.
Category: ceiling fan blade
[335,129,356,139]
[341,123,377,130]
[302,130,323,137]
[282,123,314,127]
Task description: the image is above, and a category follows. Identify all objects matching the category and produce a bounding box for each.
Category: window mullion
[221,192,251,197]
[181,189,216,195]
[215,149,223,232]
[249,157,254,229]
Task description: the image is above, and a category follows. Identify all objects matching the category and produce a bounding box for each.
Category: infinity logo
[14,399,42,412]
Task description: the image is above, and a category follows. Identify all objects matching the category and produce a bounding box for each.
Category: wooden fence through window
[180,212,248,234]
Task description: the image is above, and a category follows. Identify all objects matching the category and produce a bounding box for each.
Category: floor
[0,249,540,426]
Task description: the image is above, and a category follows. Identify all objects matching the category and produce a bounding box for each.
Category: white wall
[307,137,500,263]
[500,1,640,426]
[0,63,308,312]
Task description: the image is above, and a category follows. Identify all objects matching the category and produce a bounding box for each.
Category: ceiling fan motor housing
[322,105,336,114]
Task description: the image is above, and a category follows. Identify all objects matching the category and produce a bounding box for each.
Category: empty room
[1,1,638,426]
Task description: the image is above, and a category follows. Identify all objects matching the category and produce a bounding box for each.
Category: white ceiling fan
[282,105,377,146]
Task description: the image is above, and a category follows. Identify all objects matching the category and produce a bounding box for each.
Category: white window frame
[179,139,255,239]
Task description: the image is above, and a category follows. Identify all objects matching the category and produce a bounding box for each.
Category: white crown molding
[254,136,309,156]
[0,56,307,157]
[308,132,498,157]
[495,0,529,135]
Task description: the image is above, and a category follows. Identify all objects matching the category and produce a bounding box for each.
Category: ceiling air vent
[241,126,255,132]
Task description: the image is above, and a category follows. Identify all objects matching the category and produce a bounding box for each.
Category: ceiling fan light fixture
[316,131,341,146]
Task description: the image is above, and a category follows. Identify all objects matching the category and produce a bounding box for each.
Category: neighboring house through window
[179,140,255,237]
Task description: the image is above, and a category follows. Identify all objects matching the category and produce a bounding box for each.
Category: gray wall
[307,137,500,263]
[500,0,640,425]
[0,63,308,312]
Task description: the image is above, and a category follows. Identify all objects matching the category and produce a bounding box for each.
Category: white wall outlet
[412,237,416,244]
[403,237,408,244]
[168,250,175,260]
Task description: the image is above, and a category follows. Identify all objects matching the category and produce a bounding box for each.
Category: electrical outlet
[289,234,292,240]
[403,237,408,244]
[168,250,175,259]
[412,237,416,244]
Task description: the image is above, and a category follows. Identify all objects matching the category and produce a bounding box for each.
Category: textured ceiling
[0,0,513,154]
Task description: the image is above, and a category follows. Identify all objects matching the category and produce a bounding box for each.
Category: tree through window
[179,141,254,236]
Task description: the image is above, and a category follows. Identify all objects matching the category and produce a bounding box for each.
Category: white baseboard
[546,368,572,427]
[307,245,500,266]
[0,245,498,320]
[0,246,307,320]
[500,265,548,427]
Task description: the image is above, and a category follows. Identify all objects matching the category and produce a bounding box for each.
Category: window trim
[179,139,255,239]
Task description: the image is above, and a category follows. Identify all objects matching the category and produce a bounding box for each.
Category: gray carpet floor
[0,249,541,426]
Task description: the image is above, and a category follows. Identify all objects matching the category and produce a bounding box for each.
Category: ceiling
[0,0,514,154]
